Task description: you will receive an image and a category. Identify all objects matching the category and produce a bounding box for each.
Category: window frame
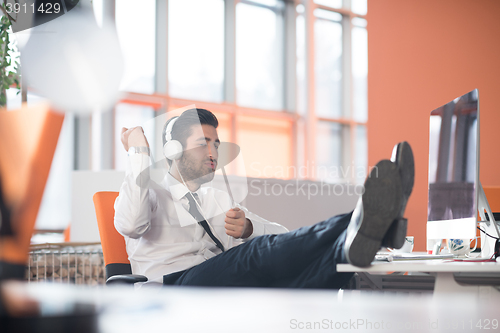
[106,0,368,182]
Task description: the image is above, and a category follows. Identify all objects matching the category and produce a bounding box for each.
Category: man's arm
[224,205,289,240]
[114,127,156,239]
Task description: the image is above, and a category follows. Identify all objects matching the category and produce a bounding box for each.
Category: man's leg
[267,226,353,289]
[345,142,414,267]
[165,142,414,288]
[344,160,402,267]
[169,212,353,288]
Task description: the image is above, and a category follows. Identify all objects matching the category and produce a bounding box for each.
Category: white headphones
[163,116,183,160]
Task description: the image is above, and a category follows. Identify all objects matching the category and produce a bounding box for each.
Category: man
[115,108,414,288]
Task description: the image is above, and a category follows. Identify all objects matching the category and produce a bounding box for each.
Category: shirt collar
[166,172,203,202]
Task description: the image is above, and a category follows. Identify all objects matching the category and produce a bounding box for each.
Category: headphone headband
[165,116,179,143]
[163,116,183,160]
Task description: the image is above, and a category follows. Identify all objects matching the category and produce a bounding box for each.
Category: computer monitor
[427,89,479,241]
[426,89,500,257]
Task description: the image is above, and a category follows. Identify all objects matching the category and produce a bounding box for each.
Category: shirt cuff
[129,153,151,182]
[244,218,264,241]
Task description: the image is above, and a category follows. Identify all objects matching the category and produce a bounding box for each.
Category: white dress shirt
[114,154,289,285]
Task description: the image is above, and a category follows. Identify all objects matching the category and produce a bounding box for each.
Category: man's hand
[121,126,150,152]
[225,208,253,239]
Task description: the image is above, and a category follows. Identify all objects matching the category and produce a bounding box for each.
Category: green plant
[0,4,20,107]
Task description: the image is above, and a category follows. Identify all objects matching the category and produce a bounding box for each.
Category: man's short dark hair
[162,108,219,164]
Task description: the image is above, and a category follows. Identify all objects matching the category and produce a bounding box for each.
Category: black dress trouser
[163,212,354,289]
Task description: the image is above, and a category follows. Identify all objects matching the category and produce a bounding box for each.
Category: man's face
[177,124,220,185]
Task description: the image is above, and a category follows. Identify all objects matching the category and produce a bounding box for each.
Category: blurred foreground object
[0,281,97,333]
[0,102,98,333]
[0,102,63,278]
[21,6,123,114]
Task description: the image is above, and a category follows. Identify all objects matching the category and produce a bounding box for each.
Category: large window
[314,9,343,119]
[33,0,368,232]
[168,0,225,102]
[115,0,156,94]
[115,0,368,182]
[296,0,368,184]
[236,1,284,110]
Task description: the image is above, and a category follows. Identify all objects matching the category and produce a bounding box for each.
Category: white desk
[6,282,500,333]
[337,259,500,296]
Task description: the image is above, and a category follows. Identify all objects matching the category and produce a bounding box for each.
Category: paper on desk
[374,252,454,262]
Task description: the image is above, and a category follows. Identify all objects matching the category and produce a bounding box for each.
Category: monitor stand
[477,182,500,258]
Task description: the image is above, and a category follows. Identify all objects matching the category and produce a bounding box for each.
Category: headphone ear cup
[163,140,183,160]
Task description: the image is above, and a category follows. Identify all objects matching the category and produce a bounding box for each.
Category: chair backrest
[93,191,132,279]
[0,104,64,275]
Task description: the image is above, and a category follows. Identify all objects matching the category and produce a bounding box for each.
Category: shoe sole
[383,218,408,249]
[391,141,415,215]
[383,142,415,249]
[345,160,402,267]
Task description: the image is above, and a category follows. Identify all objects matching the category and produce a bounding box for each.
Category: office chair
[0,104,64,279]
[93,191,147,285]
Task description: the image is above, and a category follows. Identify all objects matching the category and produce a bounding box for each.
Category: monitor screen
[427,89,479,239]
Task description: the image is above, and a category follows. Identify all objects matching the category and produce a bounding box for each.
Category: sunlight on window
[116,0,156,94]
[316,121,343,182]
[314,0,342,9]
[114,104,155,170]
[236,3,283,111]
[315,13,343,119]
[352,18,367,122]
[247,0,279,6]
[314,8,342,21]
[168,0,224,102]
[5,89,21,110]
[351,0,367,15]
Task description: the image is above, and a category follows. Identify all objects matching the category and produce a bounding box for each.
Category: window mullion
[284,0,297,113]
[152,0,168,165]
[91,0,115,170]
[224,0,237,104]
[156,0,168,95]
[342,11,353,182]
[284,0,298,171]
[343,0,352,11]
[224,0,237,174]
[304,0,316,180]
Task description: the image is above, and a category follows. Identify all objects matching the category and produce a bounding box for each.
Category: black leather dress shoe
[382,141,415,249]
[344,159,402,267]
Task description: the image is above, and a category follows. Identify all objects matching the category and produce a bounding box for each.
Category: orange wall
[368,0,500,251]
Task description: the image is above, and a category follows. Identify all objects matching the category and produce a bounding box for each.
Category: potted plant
[0,3,20,107]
